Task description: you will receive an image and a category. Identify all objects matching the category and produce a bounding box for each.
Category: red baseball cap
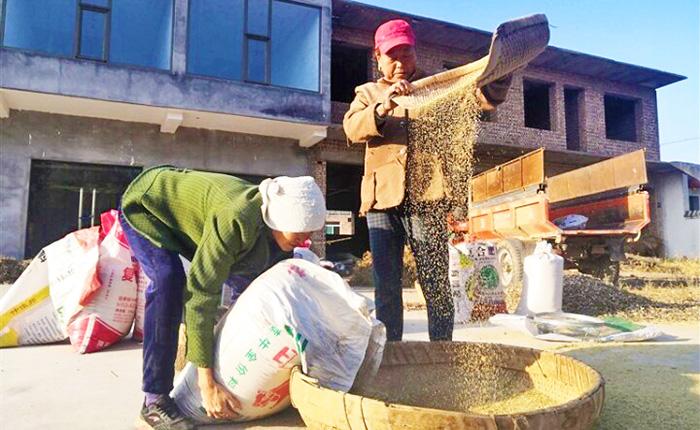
[374,19,415,54]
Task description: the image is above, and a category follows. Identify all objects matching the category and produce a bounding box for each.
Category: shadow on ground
[199,407,304,429]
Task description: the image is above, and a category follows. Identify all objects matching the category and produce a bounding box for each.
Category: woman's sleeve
[343,86,385,144]
[182,214,252,368]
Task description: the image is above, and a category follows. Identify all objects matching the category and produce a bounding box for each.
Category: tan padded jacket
[344,73,511,215]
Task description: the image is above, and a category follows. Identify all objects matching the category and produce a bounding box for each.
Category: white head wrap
[259,176,326,232]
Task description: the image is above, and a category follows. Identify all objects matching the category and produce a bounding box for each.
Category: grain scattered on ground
[0,257,30,284]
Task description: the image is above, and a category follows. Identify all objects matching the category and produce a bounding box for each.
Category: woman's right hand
[197,367,241,420]
[378,79,414,117]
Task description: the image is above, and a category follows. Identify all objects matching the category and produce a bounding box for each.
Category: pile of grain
[563,272,700,322]
[400,270,700,321]
[352,343,583,416]
[356,362,565,414]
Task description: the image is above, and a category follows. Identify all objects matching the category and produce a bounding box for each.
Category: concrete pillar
[171,0,189,75]
[0,151,31,258]
[550,81,564,137]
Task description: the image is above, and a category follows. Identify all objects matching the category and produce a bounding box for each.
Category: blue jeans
[366,206,453,341]
[120,213,185,395]
[120,214,252,395]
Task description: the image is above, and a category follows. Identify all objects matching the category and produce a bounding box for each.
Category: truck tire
[497,239,525,290]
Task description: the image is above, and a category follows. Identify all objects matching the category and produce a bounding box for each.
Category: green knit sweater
[121,166,275,367]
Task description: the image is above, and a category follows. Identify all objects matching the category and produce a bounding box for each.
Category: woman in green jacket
[120,166,326,429]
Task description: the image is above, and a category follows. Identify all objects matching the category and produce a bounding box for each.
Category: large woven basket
[393,14,550,110]
[290,341,604,430]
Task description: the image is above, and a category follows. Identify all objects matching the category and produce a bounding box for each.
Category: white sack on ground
[172,259,384,423]
[521,241,564,315]
[1,226,102,348]
[0,249,65,347]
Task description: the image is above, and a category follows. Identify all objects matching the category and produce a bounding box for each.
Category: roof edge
[334,0,687,89]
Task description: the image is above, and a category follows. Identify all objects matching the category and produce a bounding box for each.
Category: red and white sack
[65,210,138,353]
[44,226,102,333]
[172,259,384,423]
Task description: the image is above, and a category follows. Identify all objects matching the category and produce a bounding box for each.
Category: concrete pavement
[1,287,698,429]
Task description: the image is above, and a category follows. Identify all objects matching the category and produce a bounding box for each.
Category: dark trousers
[120,213,186,395]
[366,206,453,341]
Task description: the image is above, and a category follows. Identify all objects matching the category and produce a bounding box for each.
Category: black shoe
[138,398,197,430]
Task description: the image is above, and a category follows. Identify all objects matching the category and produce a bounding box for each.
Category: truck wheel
[497,239,524,289]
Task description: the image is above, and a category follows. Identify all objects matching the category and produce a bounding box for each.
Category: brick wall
[331,26,661,162]
[308,149,328,257]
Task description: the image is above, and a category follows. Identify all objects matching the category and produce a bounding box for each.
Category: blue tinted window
[188,0,244,80]
[247,0,269,36]
[110,0,173,69]
[270,1,320,91]
[79,10,107,60]
[247,39,267,82]
[2,0,76,56]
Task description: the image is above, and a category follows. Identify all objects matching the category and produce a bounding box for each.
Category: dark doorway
[25,160,142,257]
[523,80,552,130]
[604,95,638,142]
[564,87,583,150]
[331,42,370,103]
[325,162,368,257]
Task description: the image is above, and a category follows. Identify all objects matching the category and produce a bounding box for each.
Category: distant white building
[650,162,700,258]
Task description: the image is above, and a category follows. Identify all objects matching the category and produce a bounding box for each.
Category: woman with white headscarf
[120,166,326,430]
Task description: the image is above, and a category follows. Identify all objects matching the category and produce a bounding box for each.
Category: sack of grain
[44,226,102,330]
[1,226,102,348]
[65,211,137,353]
[0,210,138,351]
[448,240,506,322]
[171,259,383,423]
[0,249,65,347]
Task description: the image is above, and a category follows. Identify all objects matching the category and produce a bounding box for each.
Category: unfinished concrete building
[0,0,690,259]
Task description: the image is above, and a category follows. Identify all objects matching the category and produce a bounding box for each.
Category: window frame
[185,0,322,93]
[243,0,271,84]
[75,0,111,62]
[0,0,175,72]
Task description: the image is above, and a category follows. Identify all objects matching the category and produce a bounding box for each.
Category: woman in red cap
[343,19,511,342]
